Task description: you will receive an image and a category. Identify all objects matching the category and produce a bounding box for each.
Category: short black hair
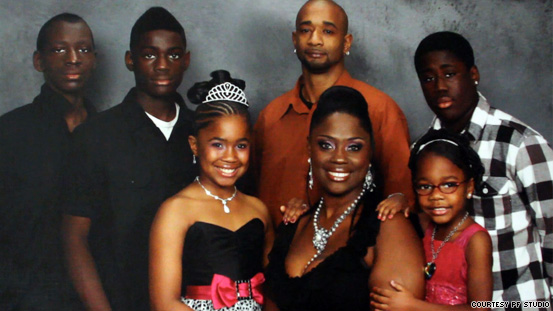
[310,86,375,153]
[414,31,475,73]
[409,129,484,190]
[36,13,93,52]
[130,7,186,51]
[187,70,250,135]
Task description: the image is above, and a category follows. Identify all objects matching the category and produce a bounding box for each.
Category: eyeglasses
[414,181,467,196]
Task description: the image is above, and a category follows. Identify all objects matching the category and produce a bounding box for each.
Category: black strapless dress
[181,218,265,311]
[265,194,381,311]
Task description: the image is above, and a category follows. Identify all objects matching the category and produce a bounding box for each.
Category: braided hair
[409,129,484,191]
[187,70,251,135]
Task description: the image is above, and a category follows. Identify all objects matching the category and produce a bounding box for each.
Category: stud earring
[474,81,479,86]
[294,49,297,54]
[193,155,196,164]
[467,193,472,199]
[345,51,350,56]
[308,158,313,190]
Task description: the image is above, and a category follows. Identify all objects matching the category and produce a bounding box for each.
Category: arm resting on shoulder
[61,215,112,311]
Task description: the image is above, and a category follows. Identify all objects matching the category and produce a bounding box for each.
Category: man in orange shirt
[253,0,413,226]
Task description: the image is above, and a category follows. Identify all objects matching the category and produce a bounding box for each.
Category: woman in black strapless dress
[149,71,274,311]
[265,86,425,311]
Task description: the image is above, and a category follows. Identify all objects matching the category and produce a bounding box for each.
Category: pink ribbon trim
[185,272,264,309]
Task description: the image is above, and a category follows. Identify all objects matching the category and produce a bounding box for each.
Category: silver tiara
[417,138,458,154]
[202,82,248,107]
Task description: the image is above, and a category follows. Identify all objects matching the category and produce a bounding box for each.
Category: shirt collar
[35,83,96,119]
[464,92,491,141]
[121,88,191,131]
[276,70,354,120]
[430,92,490,141]
[289,76,311,115]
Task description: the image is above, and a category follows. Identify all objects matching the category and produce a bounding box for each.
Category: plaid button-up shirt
[430,93,553,309]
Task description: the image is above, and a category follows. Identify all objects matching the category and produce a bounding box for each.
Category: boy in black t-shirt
[62,7,196,311]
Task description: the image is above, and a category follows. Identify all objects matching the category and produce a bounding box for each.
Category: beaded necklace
[304,188,366,272]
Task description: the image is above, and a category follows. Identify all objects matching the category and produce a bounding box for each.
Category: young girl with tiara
[371,129,493,311]
[149,70,274,311]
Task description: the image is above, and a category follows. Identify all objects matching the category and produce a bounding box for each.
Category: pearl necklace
[424,211,469,279]
[195,176,237,213]
[304,188,366,272]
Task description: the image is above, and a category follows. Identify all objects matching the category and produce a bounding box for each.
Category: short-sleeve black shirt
[63,88,197,311]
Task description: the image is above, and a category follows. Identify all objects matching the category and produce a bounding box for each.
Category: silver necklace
[195,176,237,213]
[304,188,366,272]
[424,211,469,280]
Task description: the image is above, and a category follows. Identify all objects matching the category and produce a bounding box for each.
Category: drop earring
[294,49,297,54]
[193,155,196,164]
[308,158,313,190]
[363,164,373,191]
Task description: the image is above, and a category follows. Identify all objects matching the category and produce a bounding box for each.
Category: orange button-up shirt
[253,71,413,225]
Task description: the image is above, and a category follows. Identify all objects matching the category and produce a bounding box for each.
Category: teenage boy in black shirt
[62,7,196,311]
[0,13,96,311]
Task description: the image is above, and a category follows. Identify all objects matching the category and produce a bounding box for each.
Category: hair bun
[187,70,246,105]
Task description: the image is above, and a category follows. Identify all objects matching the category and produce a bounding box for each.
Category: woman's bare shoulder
[379,214,419,239]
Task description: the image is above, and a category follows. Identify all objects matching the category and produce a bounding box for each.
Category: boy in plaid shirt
[414,31,553,310]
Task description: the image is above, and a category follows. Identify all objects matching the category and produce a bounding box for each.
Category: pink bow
[210,272,265,309]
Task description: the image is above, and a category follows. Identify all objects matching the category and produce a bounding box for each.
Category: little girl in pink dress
[371,130,493,310]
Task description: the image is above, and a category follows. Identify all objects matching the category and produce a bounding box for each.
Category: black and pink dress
[181,218,265,311]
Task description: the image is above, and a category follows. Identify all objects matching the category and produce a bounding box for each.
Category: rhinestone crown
[203,82,248,107]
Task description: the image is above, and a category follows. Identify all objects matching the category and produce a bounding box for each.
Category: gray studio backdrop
[1,0,552,142]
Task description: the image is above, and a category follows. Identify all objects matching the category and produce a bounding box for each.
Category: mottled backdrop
[0,0,551,141]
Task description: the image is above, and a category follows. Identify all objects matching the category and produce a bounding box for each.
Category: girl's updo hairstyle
[309,86,375,153]
[187,70,251,135]
[409,129,484,190]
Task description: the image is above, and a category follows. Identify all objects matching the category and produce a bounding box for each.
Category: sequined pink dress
[423,222,488,305]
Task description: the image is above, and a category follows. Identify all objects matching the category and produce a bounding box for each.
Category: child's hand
[375,193,409,221]
[370,280,415,311]
[280,198,308,225]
